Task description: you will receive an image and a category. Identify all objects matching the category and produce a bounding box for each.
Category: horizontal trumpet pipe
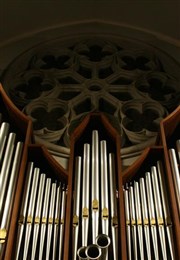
[96,234,110,260]
[86,244,102,260]
[77,246,87,260]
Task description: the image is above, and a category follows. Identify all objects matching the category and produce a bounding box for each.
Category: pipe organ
[0,82,179,259]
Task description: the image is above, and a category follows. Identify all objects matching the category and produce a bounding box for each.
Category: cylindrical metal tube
[139,178,151,260]
[0,244,5,260]
[100,140,109,236]
[169,148,180,215]
[0,122,9,163]
[52,184,62,260]
[23,167,40,260]
[31,173,46,260]
[0,142,23,259]
[123,188,132,260]
[156,161,175,260]
[151,166,167,260]
[77,246,87,260]
[0,132,16,215]
[39,178,51,260]
[86,244,102,260]
[129,185,137,260]
[58,185,67,260]
[46,182,57,260]
[82,143,90,246]
[156,161,171,224]
[109,153,118,260]
[0,142,23,244]
[145,172,159,260]
[73,156,82,260]
[14,162,34,260]
[134,181,144,260]
[96,234,110,260]
[151,166,164,222]
[176,139,180,163]
[91,130,100,244]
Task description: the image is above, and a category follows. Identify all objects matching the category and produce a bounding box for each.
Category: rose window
[2,37,180,163]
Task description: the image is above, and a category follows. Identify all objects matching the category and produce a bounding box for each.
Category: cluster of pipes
[123,157,178,260]
[0,116,24,260]
[72,130,119,260]
[168,140,180,216]
[14,162,67,260]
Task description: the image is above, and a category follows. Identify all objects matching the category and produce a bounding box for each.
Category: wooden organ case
[0,83,179,259]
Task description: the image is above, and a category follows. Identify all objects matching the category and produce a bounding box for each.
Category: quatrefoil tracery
[2,37,180,155]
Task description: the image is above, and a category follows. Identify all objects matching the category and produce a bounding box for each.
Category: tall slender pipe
[151,166,167,260]
[129,185,138,260]
[139,178,151,260]
[14,162,34,260]
[46,182,57,260]
[73,156,82,260]
[58,185,67,260]
[39,178,51,260]
[23,167,40,260]
[91,130,100,244]
[82,144,90,247]
[31,173,46,260]
[123,188,132,260]
[169,148,180,215]
[100,140,109,236]
[134,181,144,260]
[109,153,118,260]
[0,142,23,260]
[52,184,62,260]
[0,122,9,163]
[0,142,23,229]
[157,161,175,260]
[176,139,180,163]
[145,172,159,260]
[0,132,16,215]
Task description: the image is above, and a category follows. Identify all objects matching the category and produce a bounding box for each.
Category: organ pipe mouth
[85,244,102,260]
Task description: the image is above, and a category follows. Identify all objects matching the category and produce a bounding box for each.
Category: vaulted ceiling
[1,0,180,44]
